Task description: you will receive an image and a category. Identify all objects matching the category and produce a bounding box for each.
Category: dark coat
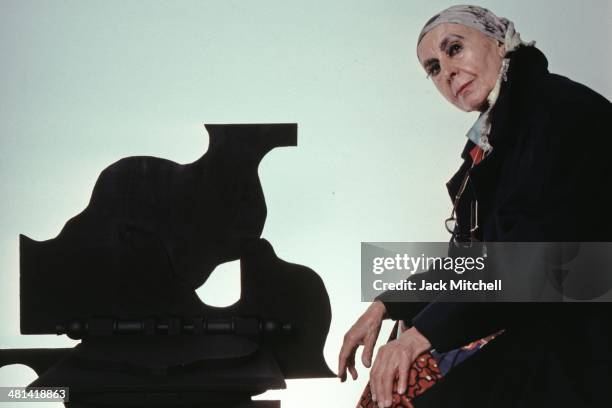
[381,46,612,407]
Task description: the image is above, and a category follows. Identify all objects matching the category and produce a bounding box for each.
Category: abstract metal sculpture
[2,123,334,407]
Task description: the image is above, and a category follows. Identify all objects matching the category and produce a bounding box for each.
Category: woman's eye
[427,63,440,78]
[448,43,462,57]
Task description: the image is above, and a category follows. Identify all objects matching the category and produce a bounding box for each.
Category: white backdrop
[1,0,610,406]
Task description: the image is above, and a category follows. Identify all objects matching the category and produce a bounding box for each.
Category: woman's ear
[497,41,506,57]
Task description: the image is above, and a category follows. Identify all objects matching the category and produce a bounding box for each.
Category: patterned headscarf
[418,5,528,52]
[418,5,534,152]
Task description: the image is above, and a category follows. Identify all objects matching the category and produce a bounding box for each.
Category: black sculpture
[2,123,333,407]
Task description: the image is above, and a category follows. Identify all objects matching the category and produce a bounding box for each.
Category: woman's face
[417,23,505,112]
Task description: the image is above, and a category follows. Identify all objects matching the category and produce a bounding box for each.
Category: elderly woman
[339,5,612,408]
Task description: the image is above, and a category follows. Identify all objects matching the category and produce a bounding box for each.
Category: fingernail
[371,393,376,402]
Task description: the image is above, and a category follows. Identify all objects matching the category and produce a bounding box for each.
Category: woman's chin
[455,101,480,112]
[457,94,488,112]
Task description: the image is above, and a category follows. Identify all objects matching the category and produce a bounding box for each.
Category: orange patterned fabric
[357,351,441,408]
[356,331,501,408]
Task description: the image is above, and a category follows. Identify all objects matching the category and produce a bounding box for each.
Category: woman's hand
[369,326,431,408]
[338,300,387,382]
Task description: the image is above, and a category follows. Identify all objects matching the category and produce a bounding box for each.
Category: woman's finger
[349,364,358,380]
[396,354,410,395]
[379,356,395,407]
[369,349,382,402]
[362,332,377,368]
[372,345,389,406]
[347,346,358,380]
[338,331,359,380]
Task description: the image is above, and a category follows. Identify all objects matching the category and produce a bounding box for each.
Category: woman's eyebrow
[439,34,465,51]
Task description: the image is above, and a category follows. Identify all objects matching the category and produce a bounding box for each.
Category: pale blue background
[1,0,610,406]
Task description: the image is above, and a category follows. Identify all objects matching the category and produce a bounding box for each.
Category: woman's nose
[444,66,457,85]
[441,60,458,85]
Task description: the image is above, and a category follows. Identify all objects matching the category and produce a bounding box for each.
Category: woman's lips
[455,80,474,98]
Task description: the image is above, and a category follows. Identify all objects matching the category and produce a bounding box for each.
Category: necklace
[445,147,486,242]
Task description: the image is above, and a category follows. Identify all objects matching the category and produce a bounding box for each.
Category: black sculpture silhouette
[3,123,333,407]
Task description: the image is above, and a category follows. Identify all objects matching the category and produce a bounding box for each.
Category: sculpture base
[26,341,286,407]
[65,399,280,408]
